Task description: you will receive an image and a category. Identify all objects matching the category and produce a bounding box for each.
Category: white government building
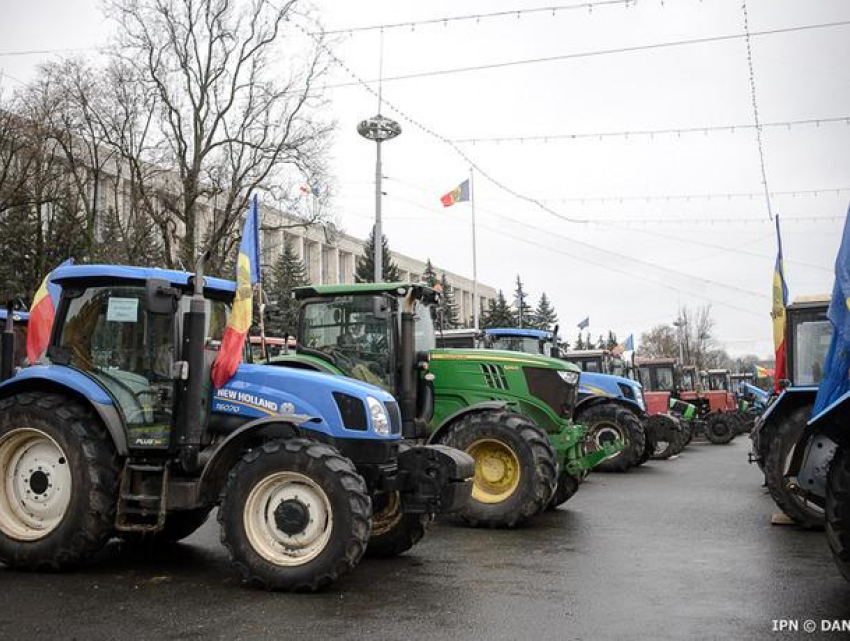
[257,208,497,326]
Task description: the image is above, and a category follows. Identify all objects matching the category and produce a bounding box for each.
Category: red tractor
[677,368,738,444]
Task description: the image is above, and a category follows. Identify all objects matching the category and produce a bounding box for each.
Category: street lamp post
[357,115,401,282]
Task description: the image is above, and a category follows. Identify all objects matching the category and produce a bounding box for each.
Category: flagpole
[470,166,479,330]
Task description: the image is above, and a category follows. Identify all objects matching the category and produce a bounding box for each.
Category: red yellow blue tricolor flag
[771,215,789,391]
[211,195,260,388]
[27,258,73,363]
[440,179,470,207]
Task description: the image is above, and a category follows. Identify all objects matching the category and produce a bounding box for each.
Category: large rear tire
[763,406,824,529]
[0,392,119,570]
[636,417,657,467]
[441,410,557,528]
[705,413,736,445]
[578,403,645,473]
[219,438,371,591]
[826,444,850,581]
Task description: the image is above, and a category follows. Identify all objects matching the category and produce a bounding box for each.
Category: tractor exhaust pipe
[400,289,417,438]
[178,253,209,474]
[1,302,15,381]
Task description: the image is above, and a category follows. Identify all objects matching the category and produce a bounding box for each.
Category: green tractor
[271,283,616,529]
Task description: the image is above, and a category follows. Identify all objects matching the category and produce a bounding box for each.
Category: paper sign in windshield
[107,297,139,322]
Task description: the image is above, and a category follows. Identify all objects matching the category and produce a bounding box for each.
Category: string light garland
[316,0,648,36]
[449,116,850,145]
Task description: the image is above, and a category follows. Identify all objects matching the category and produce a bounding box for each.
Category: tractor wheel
[764,406,824,529]
[648,414,682,460]
[682,420,694,446]
[705,413,736,445]
[578,403,645,473]
[0,392,119,570]
[546,472,580,510]
[826,444,850,581]
[219,438,371,591]
[122,507,213,547]
[441,410,557,528]
[365,491,432,558]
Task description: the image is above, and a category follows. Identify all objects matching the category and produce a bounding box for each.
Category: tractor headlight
[636,388,646,411]
[557,370,580,386]
[367,396,390,435]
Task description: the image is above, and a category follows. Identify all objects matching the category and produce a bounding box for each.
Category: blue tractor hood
[579,371,646,412]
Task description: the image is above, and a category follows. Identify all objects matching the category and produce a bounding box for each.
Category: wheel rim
[590,422,625,453]
[0,428,73,541]
[243,471,333,567]
[466,439,521,504]
[654,440,671,456]
[371,492,402,537]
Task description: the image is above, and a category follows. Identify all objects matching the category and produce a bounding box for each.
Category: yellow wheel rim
[466,439,521,504]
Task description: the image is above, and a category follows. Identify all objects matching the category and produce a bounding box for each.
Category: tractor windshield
[793,317,832,385]
[490,336,543,354]
[414,302,437,352]
[679,369,697,391]
[707,373,728,391]
[639,365,674,392]
[301,297,394,390]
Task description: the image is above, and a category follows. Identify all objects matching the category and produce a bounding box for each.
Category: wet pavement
[2,438,849,640]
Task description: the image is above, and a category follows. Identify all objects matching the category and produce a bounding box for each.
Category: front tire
[648,414,683,460]
[366,491,432,558]
[705,413,736,445]
[578,403,645,473]
[546,472,580,510]
[763,406,824,529]
[826,444,850,581]
[441,410,557,528]
[0,392,119,570]
[219,439,371,591]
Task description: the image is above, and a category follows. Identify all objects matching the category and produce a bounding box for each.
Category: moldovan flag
[771,216,789,391]
[211,196,260,388]
[440,180,470,207]
[27,258,73,363]
[811,204,850,415]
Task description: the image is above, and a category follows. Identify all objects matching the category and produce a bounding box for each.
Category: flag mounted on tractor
[211,195,260,389]
[440,179,470,207]
[771,216,789,391]
[811,204,850,415]
[27,258,73,364]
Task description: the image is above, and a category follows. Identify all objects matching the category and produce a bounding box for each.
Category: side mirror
[146,278,179,315]
[372,295,389,320]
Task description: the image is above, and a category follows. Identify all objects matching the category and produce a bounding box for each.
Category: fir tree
[533,292,558,331]
[512,275,533,328]
[482,290,514,329]
[575,333,585,350]
[438,272,460,329]
[355,225,401,283]
[606,330,618,350]
[422,258,438,287]
[265,239,309,336]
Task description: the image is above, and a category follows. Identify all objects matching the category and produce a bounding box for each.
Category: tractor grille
[385,400,402,434]
[480,363,509,390]
[333,392,368,431]
[523,367,576,419]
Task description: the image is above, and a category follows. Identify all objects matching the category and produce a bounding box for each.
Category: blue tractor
[480,328,648,472]
[0,264,473,590]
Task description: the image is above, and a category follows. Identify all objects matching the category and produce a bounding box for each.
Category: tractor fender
[198,414,320,504]
[749,387,819,465]
[575,395,646,420]
[428,400,508,444]
[806,390,850,447]
[0,365,129,455]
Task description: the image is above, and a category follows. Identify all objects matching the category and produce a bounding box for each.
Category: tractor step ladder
[115,460,169,532]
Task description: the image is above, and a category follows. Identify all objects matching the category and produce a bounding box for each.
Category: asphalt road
[2,438,849,641]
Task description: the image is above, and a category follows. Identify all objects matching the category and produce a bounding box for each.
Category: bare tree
[105,0,333,271]
[638,324,678,359]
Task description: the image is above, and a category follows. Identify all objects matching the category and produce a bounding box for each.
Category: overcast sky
[1,0,847,358]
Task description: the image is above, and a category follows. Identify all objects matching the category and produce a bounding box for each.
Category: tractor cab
[632,357,677,416]
[561,349,625,377]
[785,295,832,387]
[482,328,561,359]
[678,365,699,392]
[435,327,480,349]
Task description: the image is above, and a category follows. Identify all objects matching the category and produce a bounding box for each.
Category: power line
[449,116,850,145]
[741,0,773,220]
[520,186,850,204]
[319,19,850,89]
[0,46,96,58]
[316,0,643,35]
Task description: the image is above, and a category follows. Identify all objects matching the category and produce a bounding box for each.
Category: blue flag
[811,205,850,416]
[243,194,260,285]
[624,334,634,351]
[577,317,589,330]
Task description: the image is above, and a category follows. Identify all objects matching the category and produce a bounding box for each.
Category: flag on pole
[611,334,633,356]
[771,216,789,391]
[755,364,774,378]
[577,317,590,330]
[27,258,73,363]
[211,196,260,389]
[811,205,850,415]
[440,179,470,207]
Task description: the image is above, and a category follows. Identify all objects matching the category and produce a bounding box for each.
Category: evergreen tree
[575,333,585,350]
[265,239,309,336]
[355,225,401,283]
[605,330,618,350]
[482,290,514,329]
[533,292,558,331]
[422,258,438,287]
[512,275,533,328]
[438,272,460,329]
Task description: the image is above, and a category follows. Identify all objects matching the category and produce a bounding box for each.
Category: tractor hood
[429,348,580,372]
